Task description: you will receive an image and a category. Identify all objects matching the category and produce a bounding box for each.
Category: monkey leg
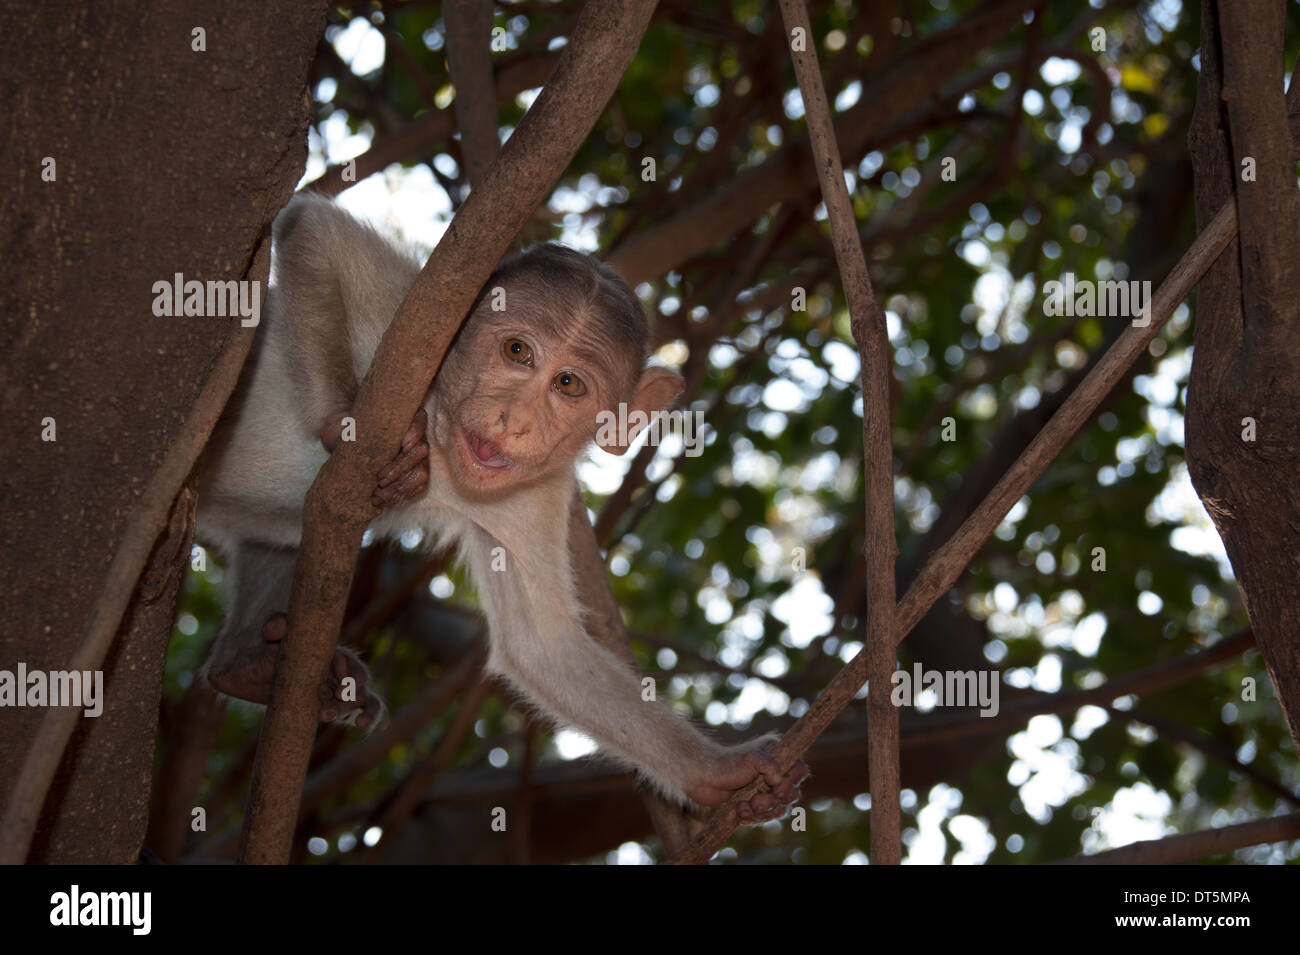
[203,541,384,729]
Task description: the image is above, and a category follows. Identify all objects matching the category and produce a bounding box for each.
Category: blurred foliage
[166,0,1300,865]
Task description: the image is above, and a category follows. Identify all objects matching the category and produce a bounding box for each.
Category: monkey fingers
[374,438,429,489]
[400,408,428,452]
[737,797,785,825]
[373,410,431,509]
[742,746,787,788]
[204,612,296,704]
[372,450,429,508]
[754,749,810,808]
[318,416,348,452]
[686,741,791,805]
[701,742,810,824]
[319,646,382,728]
[771,758,811,802]
[748,746,811,798]
[350,691,385,731]
[736,758,810,823]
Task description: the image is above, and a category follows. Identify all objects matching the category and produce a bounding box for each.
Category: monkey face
[430,309,624,499]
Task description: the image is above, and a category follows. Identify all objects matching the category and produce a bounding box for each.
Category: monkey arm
[455,514,804,813]
[270,194,423,440]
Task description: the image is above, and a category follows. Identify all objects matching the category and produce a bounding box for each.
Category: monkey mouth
[459,427,513,471]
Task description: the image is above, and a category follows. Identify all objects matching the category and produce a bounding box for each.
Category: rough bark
[0,1,326,862]
[1186,0,1300,750]
[445,0,499,191]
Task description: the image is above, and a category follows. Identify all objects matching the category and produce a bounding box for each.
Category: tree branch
[776,0,899,865]
[1217,0,1300,332]
[445,0,499,190]
[1054,811,1300,864]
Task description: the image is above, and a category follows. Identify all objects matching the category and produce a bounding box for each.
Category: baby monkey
[194,195,807,820]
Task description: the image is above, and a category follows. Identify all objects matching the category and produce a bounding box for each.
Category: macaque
[194,195,807,820]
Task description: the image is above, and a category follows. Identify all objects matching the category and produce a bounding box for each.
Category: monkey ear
[595,366,684,455]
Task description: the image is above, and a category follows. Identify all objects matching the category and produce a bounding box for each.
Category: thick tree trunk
[1187,0,1300,749]
[0,1,327,862]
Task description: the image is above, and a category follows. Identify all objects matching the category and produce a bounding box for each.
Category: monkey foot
[372,408,430,509]
[206,613,384,730]
[685,740,811,825]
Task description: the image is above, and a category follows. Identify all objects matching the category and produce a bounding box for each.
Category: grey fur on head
[473,244,651,386]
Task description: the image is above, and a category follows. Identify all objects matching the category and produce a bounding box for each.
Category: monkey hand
[206,613,385,730]
[372,407,430,509]
[685,737,810,825]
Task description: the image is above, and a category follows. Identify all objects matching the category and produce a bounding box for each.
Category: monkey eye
[553,371,587,397]
[503,338,533,364]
